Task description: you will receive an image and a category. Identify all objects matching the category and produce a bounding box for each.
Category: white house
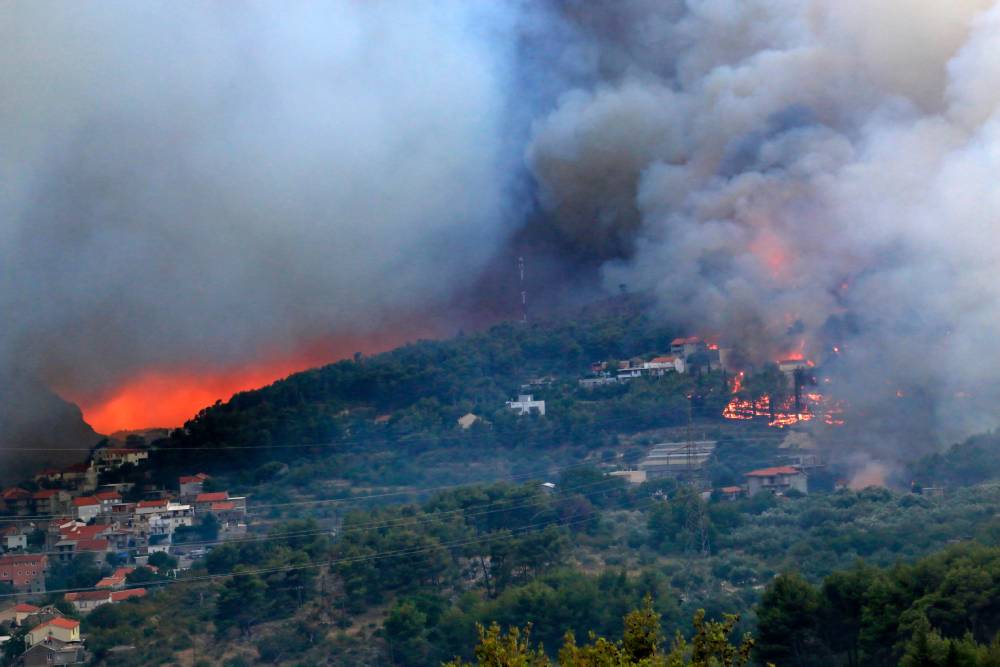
[71,497,101,523]
[506,394,545,416]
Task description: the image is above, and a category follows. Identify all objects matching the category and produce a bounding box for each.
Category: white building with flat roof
[506,394,545,416]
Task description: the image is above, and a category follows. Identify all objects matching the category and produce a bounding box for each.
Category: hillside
[152,303,732,484]
[0,374,102,484]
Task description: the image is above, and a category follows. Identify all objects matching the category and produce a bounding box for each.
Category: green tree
[756,572,822,667]
[216,569,267,637]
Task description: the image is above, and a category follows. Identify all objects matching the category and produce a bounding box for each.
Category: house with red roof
[745,466,808,496]
[0,487,32,515]
[195,491,247,521]
[95,567,135,590]
[0,553,47,593]
[71,496,101,523]
[32,489,71,516]
[3,524,29,551]
[110,588,146,603]
[718,486,745,501]
[64,590,113,613]
[25,616,80,646]
[0,602,41,626]
[179,473,210,499]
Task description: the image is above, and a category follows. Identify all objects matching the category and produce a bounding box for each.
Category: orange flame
[60,332,422,434]
[722,390,844,428]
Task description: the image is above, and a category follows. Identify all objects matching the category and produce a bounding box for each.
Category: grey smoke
[527,0,1000,453]
[1,1,521,398]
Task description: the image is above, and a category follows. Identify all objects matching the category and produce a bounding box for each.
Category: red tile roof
[1,487,31,500]
[720,486,743,494]
[61,524,107,540]
[745,466,802,477]
[210,501,236,511]
[671,336,701,346]
[179,473,209,484]
[13,603,40,613]
[650,356,676,363]
[32,490,60,499]
[195,492,228,503]
[95,492,121,501]
[136,499,169,509]
[111,588,146,602]
[76,539,110,552]
[72,497,99,507]
[35,617,80,631]
[65,590,111,602]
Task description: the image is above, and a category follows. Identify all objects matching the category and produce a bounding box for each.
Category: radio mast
[518,256,527,323]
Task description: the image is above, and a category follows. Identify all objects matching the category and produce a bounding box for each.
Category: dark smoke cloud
[526,0,1000,454]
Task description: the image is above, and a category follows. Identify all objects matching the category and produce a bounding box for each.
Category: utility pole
[518,256,527,323]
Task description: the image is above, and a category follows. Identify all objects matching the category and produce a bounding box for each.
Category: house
[110,588,146,603]
[178,473,210,499]
[92,448,149,474]
[646,355,686,375]
[2,525,28,552]
[456,413,480,430]
[718,486,745,501]
[94,491,122,514]
[506,394,545,416]
[639,441,717,479]
[25,617,80,647]
[0,488,32,516]
[0,603,40,626]
[95,567,135,590]
[63,590,113,614]
[60,463,97,493]
[745,466,808,496]
[71,497,100,523]
[20,639,88,667]
[670,336,708,359]
[32,490,70,516]
[0,554,47,593]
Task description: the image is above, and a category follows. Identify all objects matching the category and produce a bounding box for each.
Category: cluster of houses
[579,336,723,389]
[0,450,254,665]
[0,458,247,595]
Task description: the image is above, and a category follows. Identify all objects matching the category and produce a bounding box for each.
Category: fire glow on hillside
[722,392,845,428]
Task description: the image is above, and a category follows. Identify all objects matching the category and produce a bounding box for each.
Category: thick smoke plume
[526,0,1000,455]
[1,1,519,400]
[4,1,1000,465]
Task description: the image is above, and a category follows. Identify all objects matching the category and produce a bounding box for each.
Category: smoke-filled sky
[5,1,1000,450]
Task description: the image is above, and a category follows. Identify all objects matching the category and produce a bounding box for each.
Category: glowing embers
[722,390,845,428]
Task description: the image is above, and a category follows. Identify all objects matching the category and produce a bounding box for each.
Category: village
[0,445,247,665]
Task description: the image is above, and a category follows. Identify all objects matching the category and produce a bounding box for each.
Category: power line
[0,456,630,522]
[0,496,659,600]
[13,476,629,558]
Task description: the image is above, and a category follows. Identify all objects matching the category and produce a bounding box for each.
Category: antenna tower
[518,256,527,323]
